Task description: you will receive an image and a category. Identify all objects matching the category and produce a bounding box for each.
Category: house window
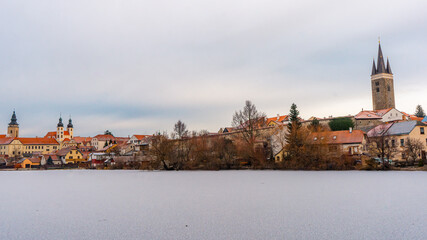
[376,88,380,92]
[400,139,404,147]
[421,127,425,135]
[402,153,406,159]
[387,85,391,91]
[375,82,379,86]
[391,139,395,147]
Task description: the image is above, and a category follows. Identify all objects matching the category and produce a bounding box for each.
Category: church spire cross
[376,42,386,73]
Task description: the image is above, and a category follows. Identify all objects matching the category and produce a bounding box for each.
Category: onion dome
[9,111,18,126]
[57,117,64,127]
[67,118,73,128]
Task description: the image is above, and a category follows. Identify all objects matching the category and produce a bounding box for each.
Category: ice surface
[1,170,426,240]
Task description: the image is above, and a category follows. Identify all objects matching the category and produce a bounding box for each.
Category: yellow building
[18,157,41,168]
[56,147,84,164]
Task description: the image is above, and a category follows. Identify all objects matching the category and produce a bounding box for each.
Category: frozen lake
[1,170,426,240]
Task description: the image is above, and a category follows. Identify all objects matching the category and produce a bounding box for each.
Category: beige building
[367,121,427,162]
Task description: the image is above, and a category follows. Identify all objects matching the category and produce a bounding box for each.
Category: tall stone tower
[7,110,19,138]
[371,42,395,110]
[56,116,64,142]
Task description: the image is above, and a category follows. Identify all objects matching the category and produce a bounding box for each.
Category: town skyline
[1,0,426,136]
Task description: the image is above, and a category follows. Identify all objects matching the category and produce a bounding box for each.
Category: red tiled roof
[409,116,424,121]
[45,132,56,138]
[17,138,59,145]
[27,157,41,163]
[0,137,14,145]
[267,115,289,124]
[93,134,115,141]
[308,130,365,145]
[73,137,93,143]
[355,110,382,119]
[132,135,150,141]
[0,134,6,138]
[62,138,70,142]
[45,131,71,138]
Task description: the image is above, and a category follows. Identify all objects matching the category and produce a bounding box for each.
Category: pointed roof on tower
[386,57,392,74]
[376,42,386,74]
[9,110,18,126]
[371,58,376,75]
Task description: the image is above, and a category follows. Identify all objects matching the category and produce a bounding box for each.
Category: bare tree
[366,124,397,169]
[174,120,188,139]
[404,138,425,164]
[232,100,266,165]
[149,132,174,170]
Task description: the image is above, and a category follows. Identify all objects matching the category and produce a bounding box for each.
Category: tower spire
[376,42,386,73]
[371,58,376,75]
[9,110,18,126]
[386,57,392,74]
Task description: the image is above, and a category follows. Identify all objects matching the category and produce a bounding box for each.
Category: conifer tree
[285,103,305,163]
[415,105,426,118]
[309,117,320,132]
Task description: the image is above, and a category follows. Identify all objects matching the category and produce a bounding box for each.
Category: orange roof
[373,108,393,116]
[267,115,289,124]
[93,134,115,141]
[0,134,6,138]
[45,132,56,138]
[62,138,71,142]
[308,130,365,145]
[27,157,41,163]
[355,108,398,120]
[409,116,424,121]
[133,135,150,141]
[355,110,382,119]
[17,138,59,145]
[0,137,14,145]
[45,131,71,138]
[73,137,93,143]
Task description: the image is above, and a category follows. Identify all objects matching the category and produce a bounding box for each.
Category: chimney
[349,127,353,133]
[277,114,280,120]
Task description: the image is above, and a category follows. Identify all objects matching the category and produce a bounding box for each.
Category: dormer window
[333,136,337,140]
[314,137,318,141]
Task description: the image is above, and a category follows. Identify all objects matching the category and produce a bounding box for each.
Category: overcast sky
[1,0,426,137]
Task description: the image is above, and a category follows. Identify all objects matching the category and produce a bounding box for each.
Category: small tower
[7,110,19,138]
[57,116,64,142]
[67,117,74,139]
[371,42,395,110]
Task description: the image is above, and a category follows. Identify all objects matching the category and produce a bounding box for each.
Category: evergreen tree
[310,117,320,132]
[328,117,354,131]
[415,105,426,118]
[285,103,305,162]
[287,103,301,132]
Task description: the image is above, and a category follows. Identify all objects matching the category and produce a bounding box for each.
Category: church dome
[57,117,64,127]
[67,118,73,128]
